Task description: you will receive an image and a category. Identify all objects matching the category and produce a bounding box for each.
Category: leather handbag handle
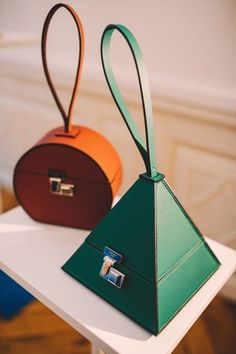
[101,24,157,178]
[41,3,84,133]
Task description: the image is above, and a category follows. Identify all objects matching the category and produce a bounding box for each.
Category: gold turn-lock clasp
[49,177,74,197]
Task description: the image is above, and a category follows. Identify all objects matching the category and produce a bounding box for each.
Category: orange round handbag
[13,3,122,230]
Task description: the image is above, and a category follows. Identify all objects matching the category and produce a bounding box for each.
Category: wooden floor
[0,295,235,354]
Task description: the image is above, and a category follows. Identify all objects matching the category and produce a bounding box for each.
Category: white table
[0,207,235,354]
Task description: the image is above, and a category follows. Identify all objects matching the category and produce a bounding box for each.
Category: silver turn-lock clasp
[49,177,74,197]
[48,170,74,197]
[99,247,125,289]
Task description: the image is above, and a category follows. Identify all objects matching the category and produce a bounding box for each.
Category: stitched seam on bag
[63,265,156,333]
[163,179,204,241]
[158,264,220,331]
[87,238,203,284]
[154,182,158,332]
[86,179,207,285]
[77,240,155,286]
[86,239,156,283]
[62,256,219,334]
[15,170,113,185]
[157,240,202,282]
[87,238,204,287]
[155,179,206,282]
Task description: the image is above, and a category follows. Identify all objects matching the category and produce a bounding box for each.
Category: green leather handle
[101,24,157,178]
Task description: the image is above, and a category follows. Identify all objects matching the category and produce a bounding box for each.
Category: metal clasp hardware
[49,177,74,197]
[99,246,125,289]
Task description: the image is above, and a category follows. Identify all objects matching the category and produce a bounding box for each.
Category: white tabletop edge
[0,207,235,354]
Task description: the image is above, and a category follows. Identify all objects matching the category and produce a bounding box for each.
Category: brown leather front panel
[16,144,110,183]
[14,144,115,230]
[36,126,121,183]
[14,171,112,230]
[13,125,122,230]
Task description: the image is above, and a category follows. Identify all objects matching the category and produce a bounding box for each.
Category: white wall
[1,0,236,111]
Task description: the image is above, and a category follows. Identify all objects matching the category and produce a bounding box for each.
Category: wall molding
[1,52,236,129]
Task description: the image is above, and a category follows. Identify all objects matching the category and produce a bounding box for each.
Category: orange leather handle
[41,3,84,133]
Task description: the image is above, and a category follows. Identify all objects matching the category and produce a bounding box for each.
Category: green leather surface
[62,24,220,335]
[62,241,158,333]
[156,180,204,279]
[158,241,220,330]
[62,176,220,334]
[86,176,156,282]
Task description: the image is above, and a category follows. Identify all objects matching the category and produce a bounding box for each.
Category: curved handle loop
[41,3,84,133]
[101,24,157,178]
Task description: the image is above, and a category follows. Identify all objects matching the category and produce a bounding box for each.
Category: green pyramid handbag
[62,24,220,335]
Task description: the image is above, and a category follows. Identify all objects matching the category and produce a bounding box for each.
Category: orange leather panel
[14,126,122,229]
[37,125,122,184]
